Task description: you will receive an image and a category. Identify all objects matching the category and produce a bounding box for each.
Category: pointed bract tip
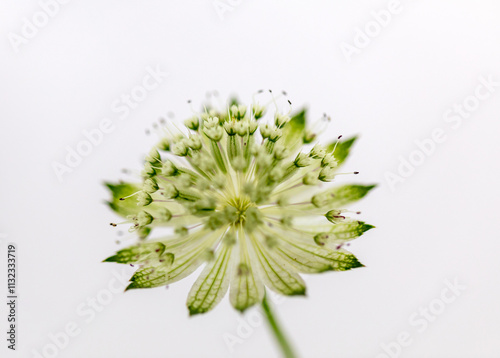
[102,255,117,263]
[188,306,206,316]
[291,288,307,296]
[124,283,137,292]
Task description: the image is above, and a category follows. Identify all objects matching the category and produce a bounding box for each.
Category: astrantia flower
[104,95,375,315]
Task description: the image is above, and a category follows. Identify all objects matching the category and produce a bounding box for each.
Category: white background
[1,1,500,357]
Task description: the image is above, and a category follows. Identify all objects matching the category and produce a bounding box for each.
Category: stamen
[268,89,279,112]
[109,221,132,227]
[333,171,359,176]
[119,191,141,200]
[331,135,343,154]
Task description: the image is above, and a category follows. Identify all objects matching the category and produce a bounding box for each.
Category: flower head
[104,95,375,315]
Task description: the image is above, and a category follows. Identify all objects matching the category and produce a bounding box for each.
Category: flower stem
[261,294,297,358]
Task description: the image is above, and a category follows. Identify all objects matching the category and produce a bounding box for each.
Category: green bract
[104,97,375,315]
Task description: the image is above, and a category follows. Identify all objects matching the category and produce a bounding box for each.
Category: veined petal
[251,232,306,296]
[149,227,211,254]
[290,241,363,271]
[261,227,334,273]
[314,221,374,246]
[274,245,333,273]
[264,226,364,272]
[328,248,364,271]
[312,184,376,208]
[229,228,265,312]
[103,242,166,264]
[126,229,224,290]
[327,136,357,167]
[187,243,233,315]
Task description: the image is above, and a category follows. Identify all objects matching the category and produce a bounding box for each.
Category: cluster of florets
[105,95,375,315]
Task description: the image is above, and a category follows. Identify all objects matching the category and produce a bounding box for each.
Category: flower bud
[137,226,151,239]
[163,183,179,199]
[235,121,249,136]
[260,124,281,142]
[269,128,282,142]
[175,226,188,236]
[321,153,338,168]
[309,145,326,159]
[137,191,153,206]
[275,113,290,128]
[224,121,238,136]
[146,148,161,164]
[184,116,200,130]
[244,207,262,231]
[303,130,316,144]
[248,121,258,134]
[269,166,284,182]
[137,211,154,226]
[223,232,237,246]
[314,232,330,246]
[158,208,172,222]
[177,173,192,188]
[202,249,215,262]
[237,263,250,276]
[206,212,227,230]
[325,210,345,224]
[264,235,279,248]
[277,196,289,206]
[231,104,247,120]
[318,166,335,182]
[280,216,293,227]
[256,152,272,168]
[303,172,319,185]
[191,152,213,171]
[193,197,217,213]
[231,156,246,172]
[204,126,223,141]
[294,152,312,167]
[162,160,178,176]
[157,138,170,151]
[172,140,189,156]
[273,144,288,160]
[260,124,272,138]
[187,135,202,150]
[204,116,219,128]
[311,191,335,208]
[222,206,238,223]
[251,104,266,119]
[142,162,157,178]
[212,174,226,189]
[143,178,159,193]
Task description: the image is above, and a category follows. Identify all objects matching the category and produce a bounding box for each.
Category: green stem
[261,294,298,358]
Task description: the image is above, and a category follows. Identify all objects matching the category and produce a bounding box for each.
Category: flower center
[228,196,253,224]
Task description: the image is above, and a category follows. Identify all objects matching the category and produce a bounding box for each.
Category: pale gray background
[1,0,500,357]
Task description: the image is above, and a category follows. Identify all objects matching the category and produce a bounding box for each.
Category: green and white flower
[104,96,375,315]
